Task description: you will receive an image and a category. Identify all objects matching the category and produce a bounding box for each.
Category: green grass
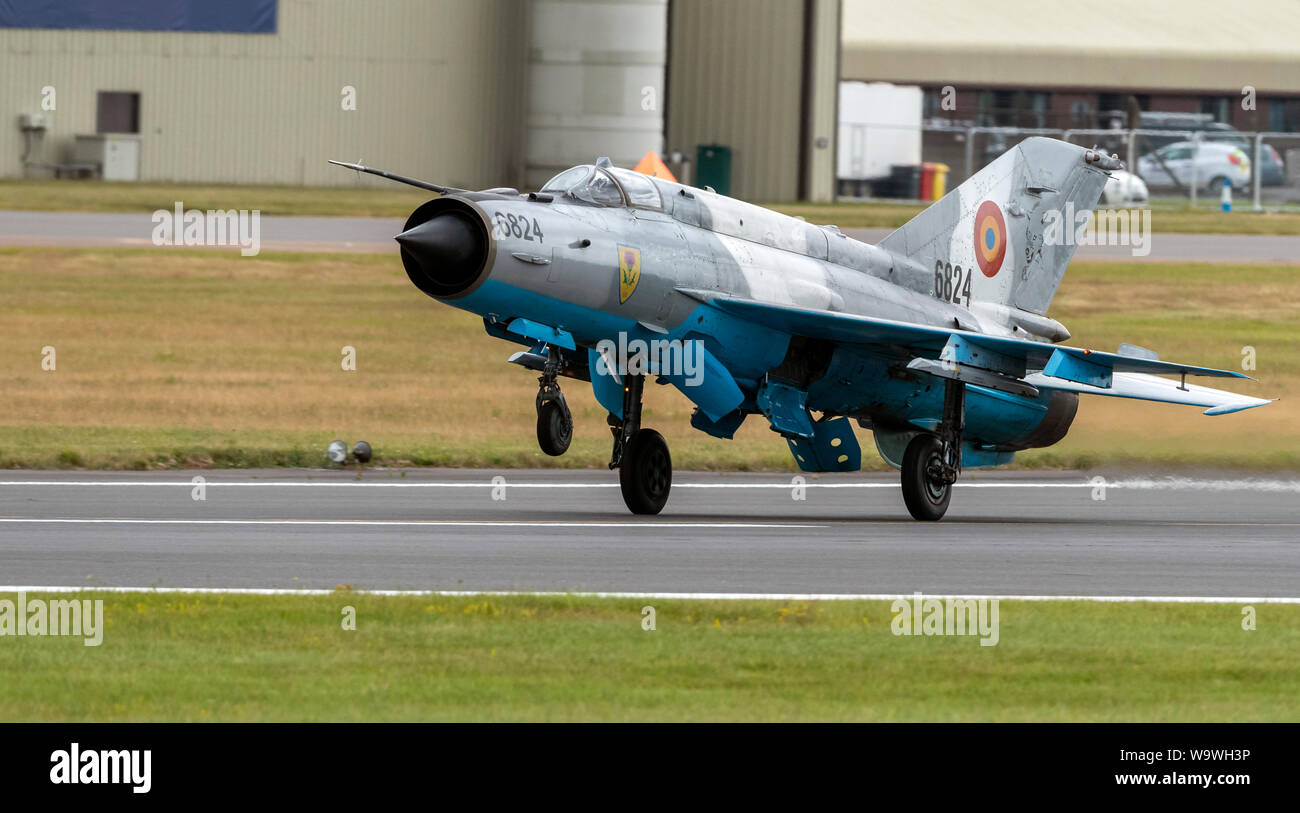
[4,177,1300,233]
[2,247,1297,471]
[2,592,1294,722]
[1039,261,1299,469]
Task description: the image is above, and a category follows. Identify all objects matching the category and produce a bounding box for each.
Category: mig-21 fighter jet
[332,137,1269,521]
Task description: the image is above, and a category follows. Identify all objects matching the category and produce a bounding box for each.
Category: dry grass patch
[3,249,1297,470]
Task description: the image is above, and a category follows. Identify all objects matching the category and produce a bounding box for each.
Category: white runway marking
[0,585,1296,604]
[3,477,1298,491]
[0,518,820,529]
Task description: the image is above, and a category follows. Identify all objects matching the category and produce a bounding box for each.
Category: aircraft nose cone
[395,213,477,269]
[396,209,489,298]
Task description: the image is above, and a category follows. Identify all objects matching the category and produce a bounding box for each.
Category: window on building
[975,91,997,126]
[970,89,1052,128]
[922,87,951,120]
[1069,99,1094,127]
[1024,91,1050,128]
[1268,99,1300,132]
[992,90,1016,126]
[1200,96,1231,123]
[96,91,140,134]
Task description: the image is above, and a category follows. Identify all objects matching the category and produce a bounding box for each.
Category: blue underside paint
[463,280,777,422]
[962,444,1017,468]
[663,348,745,422]
[508,318,576,350]
[452,279,1056,463]
[690,408,746,439]
[588,347,625,418]
[1043,348,1113,388]
[786,416,862,472]
[756,380,814,439]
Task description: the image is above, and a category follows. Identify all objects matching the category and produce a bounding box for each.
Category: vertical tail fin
[878,137,1115,315]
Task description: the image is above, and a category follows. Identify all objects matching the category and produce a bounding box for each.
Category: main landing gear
[535,350,573,457]
[608,372,672,514]
[901,380,965,522]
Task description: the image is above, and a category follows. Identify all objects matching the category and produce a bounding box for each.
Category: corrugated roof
[842,0,1300,92]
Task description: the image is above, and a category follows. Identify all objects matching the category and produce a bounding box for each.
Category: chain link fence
[842,123,1300,209]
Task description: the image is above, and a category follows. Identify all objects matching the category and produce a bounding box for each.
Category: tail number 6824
[934,260,971,307]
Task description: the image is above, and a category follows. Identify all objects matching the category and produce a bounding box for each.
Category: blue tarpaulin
[0,0,277,33]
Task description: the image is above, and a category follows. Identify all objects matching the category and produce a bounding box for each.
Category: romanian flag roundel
[974,200,1007,278]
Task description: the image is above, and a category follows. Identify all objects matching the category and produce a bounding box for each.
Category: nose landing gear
[608,372,671,514]
[535,350,573,456]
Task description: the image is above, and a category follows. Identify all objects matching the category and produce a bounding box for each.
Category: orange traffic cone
[633,151,678,182]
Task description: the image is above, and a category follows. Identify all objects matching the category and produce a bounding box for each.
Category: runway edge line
[1,586,1296,603]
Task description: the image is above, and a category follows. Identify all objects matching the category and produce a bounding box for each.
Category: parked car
[1100,170,1149,206]
[1136,111,1218,154]
[1258,142,1285,186]
[1137,141,1251,193]
[1138,112,1284,186]
[1205,132,1286,186]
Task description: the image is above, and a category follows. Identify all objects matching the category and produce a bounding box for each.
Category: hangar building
[2,0,1297,200]
[0,0,838,201]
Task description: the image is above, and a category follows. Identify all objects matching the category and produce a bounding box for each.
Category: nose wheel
[535,349,573,456]
[608,372,671,514]
[536,398,572,456]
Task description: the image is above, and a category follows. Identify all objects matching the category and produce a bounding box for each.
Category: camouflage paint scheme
[384,138,1269,474]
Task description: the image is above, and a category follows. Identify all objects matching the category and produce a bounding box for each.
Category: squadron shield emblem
[617,244,641,303]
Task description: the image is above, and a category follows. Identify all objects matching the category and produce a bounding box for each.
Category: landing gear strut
[535,349,572,457]
[609,372,671,514]
[901,380,964,521]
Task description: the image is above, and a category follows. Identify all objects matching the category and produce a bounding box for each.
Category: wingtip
[1203,397,1275,416]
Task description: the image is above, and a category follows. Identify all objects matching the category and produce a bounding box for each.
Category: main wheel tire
[619,428,672,515]
[536,399,572,456]
[901,434,952,521]
[1206,175,1228,195]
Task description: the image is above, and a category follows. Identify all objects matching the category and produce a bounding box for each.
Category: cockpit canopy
[541,163,663,210]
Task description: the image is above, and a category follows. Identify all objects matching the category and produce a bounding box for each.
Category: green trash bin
[696,144,731,196]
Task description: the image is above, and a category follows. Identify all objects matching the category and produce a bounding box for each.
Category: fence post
[1189,133,1200,208]
[1253,131,1264,212]
[964,127,975,184]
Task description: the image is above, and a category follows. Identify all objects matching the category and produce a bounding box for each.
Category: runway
[1,469,1296,598]
[3,210,1299,262]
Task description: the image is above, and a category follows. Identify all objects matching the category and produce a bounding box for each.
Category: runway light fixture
[352,441,372,463]
[327,440,348,464]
